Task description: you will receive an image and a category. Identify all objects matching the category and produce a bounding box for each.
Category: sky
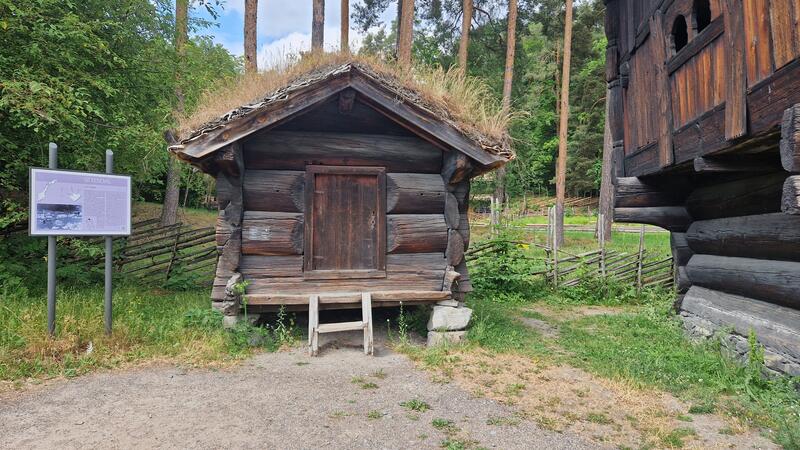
[197,0,398,70]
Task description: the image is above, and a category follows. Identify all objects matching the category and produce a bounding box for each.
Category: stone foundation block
[427,330,467,347]
[427,305,472,331]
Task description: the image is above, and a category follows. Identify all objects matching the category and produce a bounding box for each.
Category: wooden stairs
[308,292,374,356]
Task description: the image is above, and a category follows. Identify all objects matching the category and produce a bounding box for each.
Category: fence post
[636,224,645,292]
[165,225,183,282]
[598,213,606,277]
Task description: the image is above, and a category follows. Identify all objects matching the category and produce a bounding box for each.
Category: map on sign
[29,168,132,236]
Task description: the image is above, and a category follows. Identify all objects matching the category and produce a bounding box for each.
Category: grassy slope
[480,288,798,448]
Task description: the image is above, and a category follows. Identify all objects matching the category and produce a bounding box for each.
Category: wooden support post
[308,294,319,356]
[362,293,374,356]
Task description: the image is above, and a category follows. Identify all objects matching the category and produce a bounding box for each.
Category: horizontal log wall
[227,129,453,300]
[687,213,800,261]
[686,254,800,309]
[243,131,443,173]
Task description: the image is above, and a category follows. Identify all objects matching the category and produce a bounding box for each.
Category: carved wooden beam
[784,175,800,215]
[693,155,782,173]
[441,151,473,185]
[781,104,800,172]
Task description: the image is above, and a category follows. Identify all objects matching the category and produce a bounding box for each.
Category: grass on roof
[176,52,512,151]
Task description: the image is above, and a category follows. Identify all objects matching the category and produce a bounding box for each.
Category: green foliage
[400,398,432,412]
[470,237,534,294]
[0,0,240,231]
[182,307,223,330]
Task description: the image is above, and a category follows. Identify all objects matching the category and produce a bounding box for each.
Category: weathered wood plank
[693,155,782,173]
[722,0,747,140]
[238,255,304,278]
[246,273,445,295]
[687,213,800,261]
[387,214,448,254]
[781,104,800,172]
[241,212,304,255]
[770,0,798,70]
[686,254,800,308]
[243,131,443,173]
[682,286,800,362]
[614,177,691,207]
[386,173,446,214]
[274,96,413,136]
[685,173,786,220]
[239,253,445,281]
[784,175,800,214]
[649,12,674,167]
[245,290,451,305]
[613,207,692,231]
[243,170,305,212]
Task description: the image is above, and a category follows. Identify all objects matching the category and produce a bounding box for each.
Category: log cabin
[169,60,512,325]
[605,0,800,375]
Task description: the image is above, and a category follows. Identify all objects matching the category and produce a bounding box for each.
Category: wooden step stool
[308,292,374,356]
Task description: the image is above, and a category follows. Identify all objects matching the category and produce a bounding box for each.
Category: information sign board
[29,168,131,236]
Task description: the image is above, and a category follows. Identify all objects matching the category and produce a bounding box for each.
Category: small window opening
[671,16,689,54]
[694,0,712,33]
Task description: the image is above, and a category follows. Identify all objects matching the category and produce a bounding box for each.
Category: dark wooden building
[605,0,800,375]
[170,62,512,318]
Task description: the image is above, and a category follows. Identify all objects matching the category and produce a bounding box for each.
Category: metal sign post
[47,143,57,337]
[105,149,114,335]
[31,143,131,336]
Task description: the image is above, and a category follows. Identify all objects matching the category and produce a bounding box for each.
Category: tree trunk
[341,0,349,52]
[312,0,325,51]
[491,0,516,228]
[554,0,574,246]
[244,0,258,73]
[458,0,473,69]
[161,0,188,227]
[501,0,517,111]
[597,88,613,242]
[397,0,415,66]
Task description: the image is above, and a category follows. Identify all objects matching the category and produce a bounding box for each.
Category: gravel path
[0,335,597,450]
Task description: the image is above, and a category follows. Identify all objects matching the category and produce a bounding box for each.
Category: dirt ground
[0,331,596,450]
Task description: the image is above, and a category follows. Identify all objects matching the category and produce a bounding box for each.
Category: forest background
[0,0,605,228]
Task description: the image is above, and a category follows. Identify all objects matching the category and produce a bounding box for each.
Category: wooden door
[304,165,386,279]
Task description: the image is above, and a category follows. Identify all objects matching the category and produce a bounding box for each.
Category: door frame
[303,165,387,280]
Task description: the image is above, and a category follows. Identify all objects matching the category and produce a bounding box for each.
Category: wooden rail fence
[73,219,218,286]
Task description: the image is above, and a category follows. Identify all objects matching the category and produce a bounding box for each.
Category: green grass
[0,283,284,384]
[556,308,800,447]
[400,398,432,412]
